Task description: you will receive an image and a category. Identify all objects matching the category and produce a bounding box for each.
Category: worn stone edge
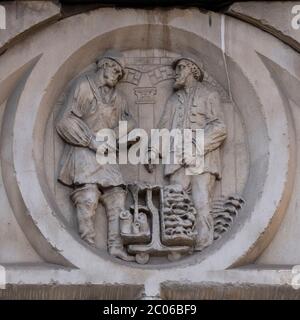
[226,9,300,54]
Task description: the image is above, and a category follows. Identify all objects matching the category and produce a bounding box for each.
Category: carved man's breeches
[71,184,101,244]
[100,187,127,251]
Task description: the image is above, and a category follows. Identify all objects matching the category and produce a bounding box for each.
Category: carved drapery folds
[56,50,243,264]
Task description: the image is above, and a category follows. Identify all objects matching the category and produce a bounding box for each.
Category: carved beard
[173,73,190,90]
[173,79,184,90]
[99,66,120,88]
[103,74,118,88]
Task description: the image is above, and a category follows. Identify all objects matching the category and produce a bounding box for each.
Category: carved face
[101,59,123,88]
[174,60,193,89]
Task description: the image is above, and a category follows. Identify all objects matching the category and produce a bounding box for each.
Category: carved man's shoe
[109,247,135,261]
[83,236,95,247]
[194,235,213,251]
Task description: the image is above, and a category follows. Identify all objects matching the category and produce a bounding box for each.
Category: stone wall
[0,1,300,299]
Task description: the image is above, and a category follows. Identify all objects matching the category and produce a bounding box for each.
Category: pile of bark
[211,194,245,240]
[161,184,197,246]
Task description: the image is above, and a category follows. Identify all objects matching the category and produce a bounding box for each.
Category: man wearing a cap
[147,56,227,251]
[56,50,135,261]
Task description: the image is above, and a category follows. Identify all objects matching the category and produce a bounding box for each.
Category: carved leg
[169,167,191,191]
[101,187,134,262]
[192,173,216,251]
[71,184,100,246]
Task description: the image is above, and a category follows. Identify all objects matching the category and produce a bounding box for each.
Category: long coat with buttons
[157,83,227,179]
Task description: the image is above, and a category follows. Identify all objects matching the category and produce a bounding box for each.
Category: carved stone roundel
[49,49,248,265]
[4,9,293,275]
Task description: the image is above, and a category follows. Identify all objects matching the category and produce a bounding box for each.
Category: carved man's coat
[157,83,227,177]
[57,75,135,188]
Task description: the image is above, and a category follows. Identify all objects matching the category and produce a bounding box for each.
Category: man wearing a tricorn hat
[56,50,136,261]
[146,56,227,251]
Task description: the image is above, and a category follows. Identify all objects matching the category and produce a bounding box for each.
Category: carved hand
[89,138,116,154]
[144,149,157,173]
[182,154,198,167]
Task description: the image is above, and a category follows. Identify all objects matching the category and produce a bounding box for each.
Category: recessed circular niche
[5,11,292,274]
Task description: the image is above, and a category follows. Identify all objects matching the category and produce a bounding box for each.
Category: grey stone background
[0,1,300,299]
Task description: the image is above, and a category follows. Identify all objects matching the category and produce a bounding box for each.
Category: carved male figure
[147,57,227,251]
[56,50,135,261]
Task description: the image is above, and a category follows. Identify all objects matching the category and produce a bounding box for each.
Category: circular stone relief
[45,48,249,265]
[3,8,293,277]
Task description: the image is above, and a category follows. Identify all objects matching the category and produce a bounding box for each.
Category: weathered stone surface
[227,1,300,52]
[0,1,61,54]
[0,2,299,299]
